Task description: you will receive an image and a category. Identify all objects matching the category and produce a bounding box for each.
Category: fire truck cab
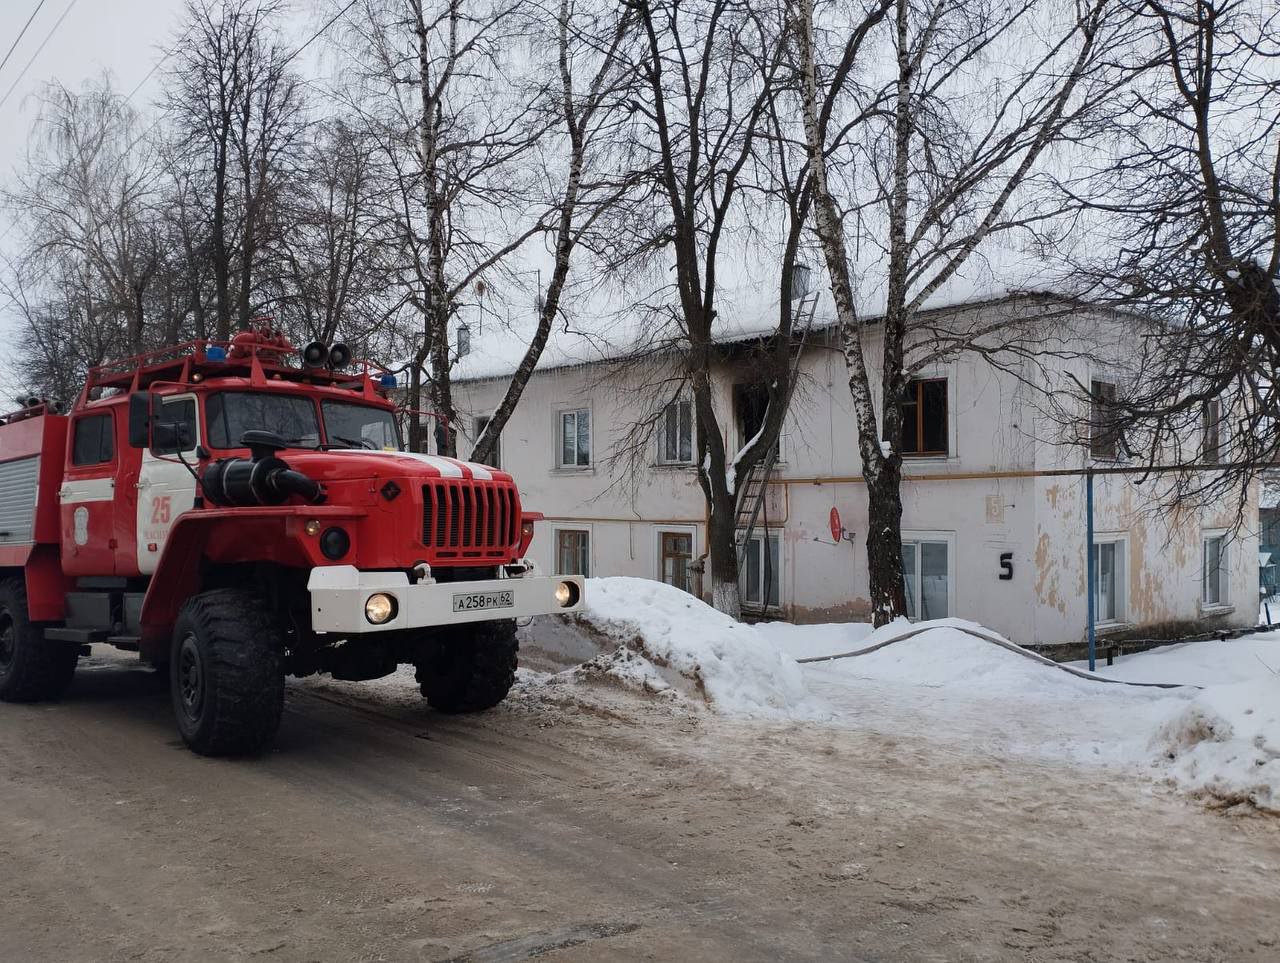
[0,331,583,755]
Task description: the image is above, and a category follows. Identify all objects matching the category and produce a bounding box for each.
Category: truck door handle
[136,479,151,490]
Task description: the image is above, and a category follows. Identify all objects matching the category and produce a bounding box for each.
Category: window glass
[738,531,780,609]
[661,532,695,592]
[662,400,693,463]
[556,529,590,575]
[72,412,114,466]
[901,379,948,456]
[903,539,949,619]
[207,392,320,449]
[559,409,590,467]
[1203,535,1227,605]
[322,401,400,450]
[1202,400,1221,464]
[902,542,919,619]
[920,541,948,619]
[1092,540,1125,622]
[152,398,197,454]
[1090,380,1119,459]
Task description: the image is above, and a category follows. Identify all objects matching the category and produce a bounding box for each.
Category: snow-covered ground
[569,581,1280,814]
[307,577,1280,814]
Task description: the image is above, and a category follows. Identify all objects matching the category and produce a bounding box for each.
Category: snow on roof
[451,242,1059,383]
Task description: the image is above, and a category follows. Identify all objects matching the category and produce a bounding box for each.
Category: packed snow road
[2,643,1279,962]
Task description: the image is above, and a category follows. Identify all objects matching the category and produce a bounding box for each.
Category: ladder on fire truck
[733,295,818,570]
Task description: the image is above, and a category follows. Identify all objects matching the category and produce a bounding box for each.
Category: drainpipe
[1086,467,1096,671]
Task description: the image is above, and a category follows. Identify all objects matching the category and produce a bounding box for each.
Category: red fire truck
[0,330,584,755]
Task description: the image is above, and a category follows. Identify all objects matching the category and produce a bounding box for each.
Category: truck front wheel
[170,589,285,756]
[0,578,78,702]
[416,619,518,714]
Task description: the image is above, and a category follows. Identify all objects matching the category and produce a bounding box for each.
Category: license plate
[452,590,514,612]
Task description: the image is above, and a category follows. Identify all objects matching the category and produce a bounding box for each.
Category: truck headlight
[554,581,580,608]
[365,593,397,624]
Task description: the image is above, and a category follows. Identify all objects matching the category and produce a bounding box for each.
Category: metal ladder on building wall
[734,304,815,570]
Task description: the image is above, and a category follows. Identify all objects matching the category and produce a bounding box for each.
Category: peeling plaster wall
[453,301,1258,643]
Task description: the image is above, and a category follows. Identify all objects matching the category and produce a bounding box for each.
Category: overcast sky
[0,0,331,396]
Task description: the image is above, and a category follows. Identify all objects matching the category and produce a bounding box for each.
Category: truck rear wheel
[0,578,78,703]
[416,619,518,714]
[170,588,285,756]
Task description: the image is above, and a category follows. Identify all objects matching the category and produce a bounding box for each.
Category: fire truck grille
[422,482,518,559]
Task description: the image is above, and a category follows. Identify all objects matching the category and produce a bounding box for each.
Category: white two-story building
[449,292,1257,648]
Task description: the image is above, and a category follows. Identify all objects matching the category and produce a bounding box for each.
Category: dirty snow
[570,577,816,718]
[762,619,1280,814]
[302,590,1280,815]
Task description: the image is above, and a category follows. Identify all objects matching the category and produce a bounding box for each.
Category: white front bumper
[306,565,585,634]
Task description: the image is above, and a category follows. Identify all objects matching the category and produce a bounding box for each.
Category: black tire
[170,588,284,756]
[416,619,518,714]
[0,577,78,703]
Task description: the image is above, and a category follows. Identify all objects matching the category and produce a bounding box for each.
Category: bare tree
[467,0,636,465]
[595,0,818,618]
[164,0,307,339]
[796,0,1110,624]
[341,0,556,455]
[1054,0,1280,510]
[5,78,159,357]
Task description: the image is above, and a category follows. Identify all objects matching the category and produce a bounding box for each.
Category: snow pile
[1153,677,1280,813]
[1080,635,1280,686]
[572,577,815,717]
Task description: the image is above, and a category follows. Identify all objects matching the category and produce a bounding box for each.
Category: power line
[0,0,79,112]
[282,0,362,68]
[0,0,50,80]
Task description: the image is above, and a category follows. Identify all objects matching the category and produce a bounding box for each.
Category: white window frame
[901,530,956,620]
[551,524,592,577]
[657,397,695,466]
[1091,533,1129,626]
[1202,399,1223,465]
[555,406,592,470]
[737,527,782,612]
[654,525,699,593]
[1201,529,1230,610]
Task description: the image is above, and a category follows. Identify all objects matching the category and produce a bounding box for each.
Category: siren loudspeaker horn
[328,343,352,369]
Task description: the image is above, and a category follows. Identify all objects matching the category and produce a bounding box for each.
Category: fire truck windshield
[321,400,402,451]
[207,392,322,449]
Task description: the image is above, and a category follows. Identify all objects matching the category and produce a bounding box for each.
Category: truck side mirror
[151,421,190,452]
[128,392,154,448]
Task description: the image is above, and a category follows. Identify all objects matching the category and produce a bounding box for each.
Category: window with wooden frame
[900,378,948,456]
[659,531,696,593]
[1090,379,1120,460]
[1202,399,1222,465]
[555,529,590,576]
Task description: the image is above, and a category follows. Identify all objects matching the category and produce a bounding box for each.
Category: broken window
[1090,379,1120,460]
[733,383,770,451]
[900,378,948,456]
